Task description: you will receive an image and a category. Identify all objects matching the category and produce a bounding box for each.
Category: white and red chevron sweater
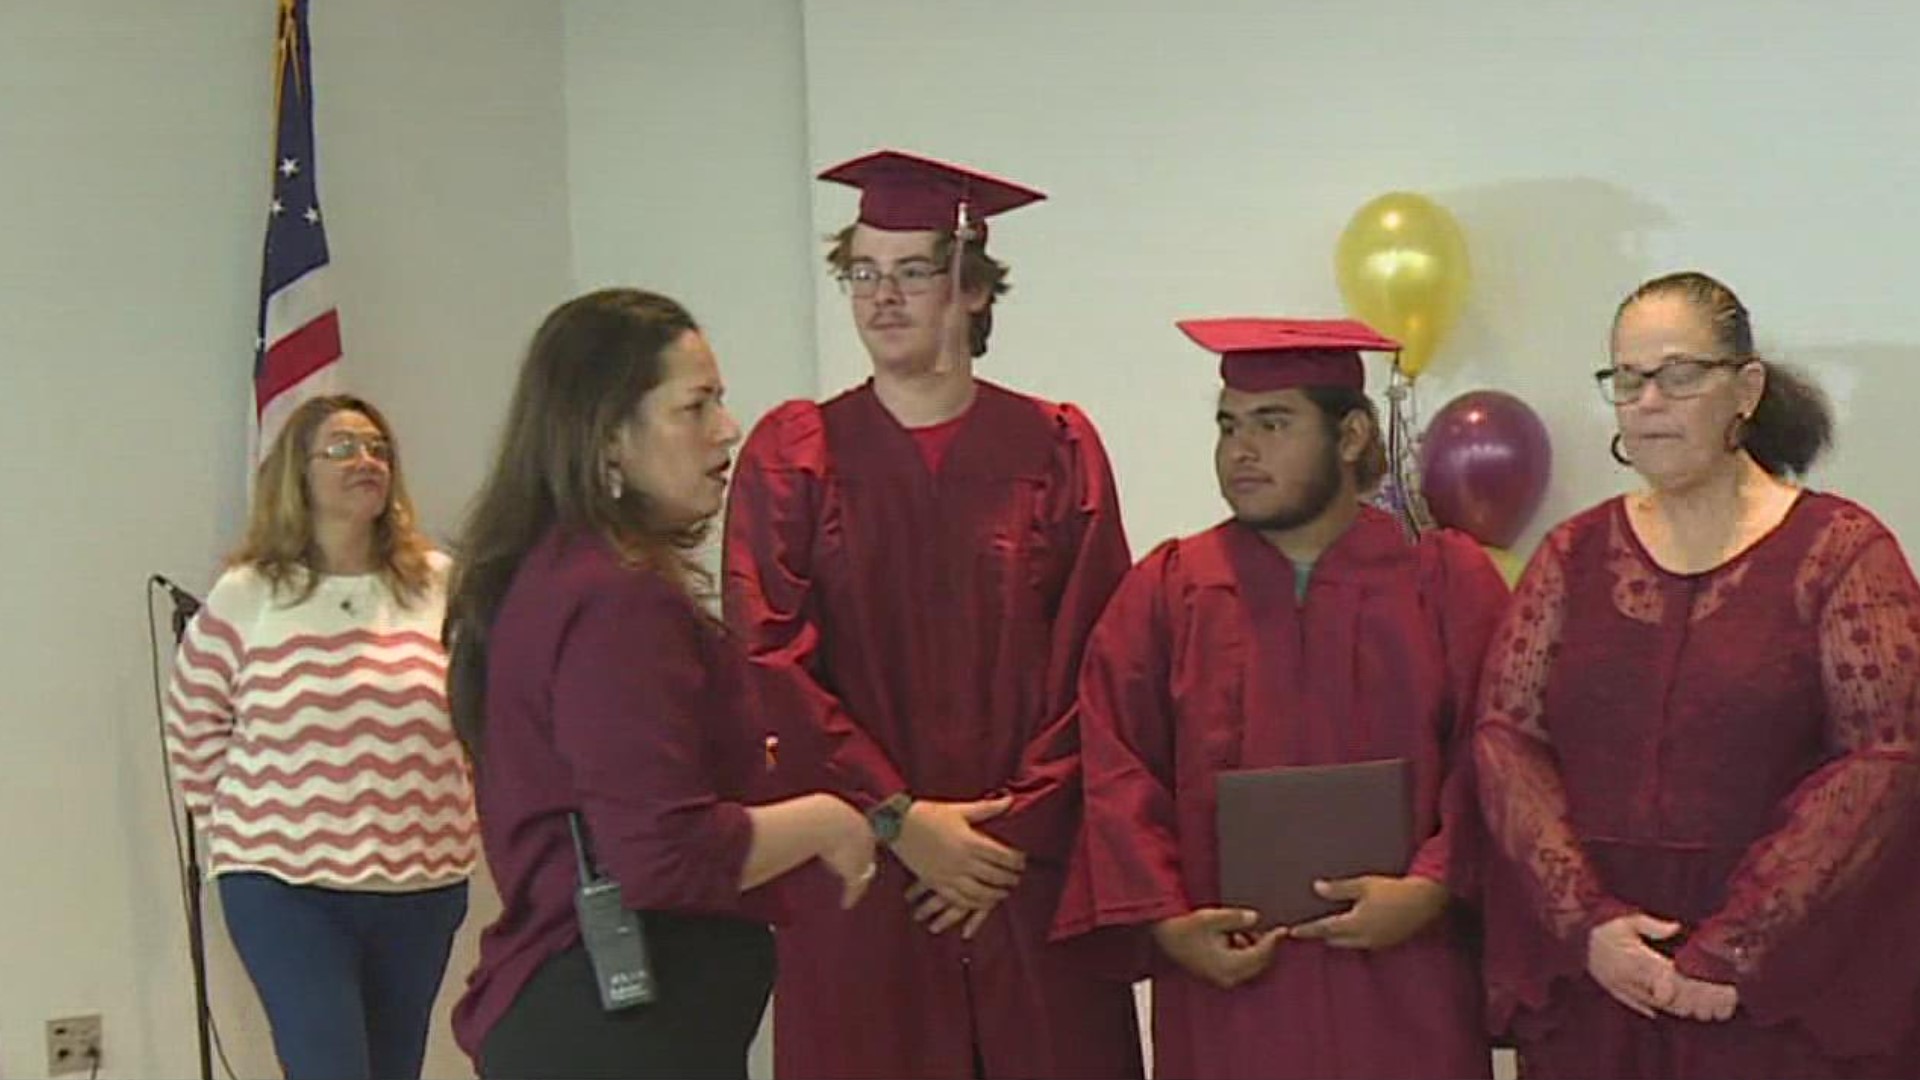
[163,552,477,890]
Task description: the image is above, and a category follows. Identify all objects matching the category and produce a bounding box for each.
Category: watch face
[869,801,905,842]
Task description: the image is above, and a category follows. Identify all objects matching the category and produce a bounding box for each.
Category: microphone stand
[156,577,215,1080]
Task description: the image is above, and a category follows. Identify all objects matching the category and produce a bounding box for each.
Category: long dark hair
[1615,271,1833,477]
[443,289,703,758]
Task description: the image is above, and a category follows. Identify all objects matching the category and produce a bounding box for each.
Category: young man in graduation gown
[723,150,1142,1079]
[1052,318,1510,1080]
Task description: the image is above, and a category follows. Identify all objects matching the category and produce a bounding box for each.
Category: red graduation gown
[1054,509,1508,1080]
[723,380,1143,1079]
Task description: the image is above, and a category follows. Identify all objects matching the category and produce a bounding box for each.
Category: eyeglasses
[1593,357,1749,405]
[836,261,949,298]
[312,434,393,463]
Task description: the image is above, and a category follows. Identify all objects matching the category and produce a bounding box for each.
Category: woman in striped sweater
[164,394,475,1080]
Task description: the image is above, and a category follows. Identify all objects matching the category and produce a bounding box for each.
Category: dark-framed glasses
[313,434,393,463]
[836,260,949,298]
[1594,357,1750,405]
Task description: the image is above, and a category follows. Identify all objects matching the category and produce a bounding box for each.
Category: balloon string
[1387,369,1433,539]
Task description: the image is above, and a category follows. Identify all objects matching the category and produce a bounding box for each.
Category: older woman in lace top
[1473,271,1920,1079]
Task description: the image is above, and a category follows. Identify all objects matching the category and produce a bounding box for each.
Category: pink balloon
[1418,391,1552,549]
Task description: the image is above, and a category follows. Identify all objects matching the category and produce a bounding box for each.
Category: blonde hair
[229,394,435,607]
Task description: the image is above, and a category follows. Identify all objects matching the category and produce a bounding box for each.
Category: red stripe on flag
[255,309,341,413]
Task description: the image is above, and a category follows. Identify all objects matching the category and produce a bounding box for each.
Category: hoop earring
[1725,412,1750,452]
[1610,433,1632,467]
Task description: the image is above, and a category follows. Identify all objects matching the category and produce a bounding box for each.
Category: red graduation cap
[1176,317,1401,392]
[817,149,1045,239]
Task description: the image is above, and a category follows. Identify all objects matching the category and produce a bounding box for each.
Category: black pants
[481,913,774,1080]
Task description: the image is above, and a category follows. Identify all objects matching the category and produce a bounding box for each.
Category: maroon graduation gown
[1054,509,1508,1080]
[723,379,1143,1079]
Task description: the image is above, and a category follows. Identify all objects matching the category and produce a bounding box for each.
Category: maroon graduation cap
[816,149,1045,240]
[1176,317,1401,392]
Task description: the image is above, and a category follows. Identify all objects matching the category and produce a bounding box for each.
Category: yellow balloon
[1485,545,1525,587]
[1334,192,1470,379]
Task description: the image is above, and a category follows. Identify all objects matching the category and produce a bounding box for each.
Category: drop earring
[1725,412,1750,452]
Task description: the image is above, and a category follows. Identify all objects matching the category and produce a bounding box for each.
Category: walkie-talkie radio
[569,812,657,1010]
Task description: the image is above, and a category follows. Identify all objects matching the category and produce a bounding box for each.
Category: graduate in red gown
[1053,318,1509,1080]
[1474,271,1920,1079]
[723,150,1143,1079]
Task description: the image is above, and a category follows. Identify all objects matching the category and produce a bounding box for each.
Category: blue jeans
[217,873,468,1080]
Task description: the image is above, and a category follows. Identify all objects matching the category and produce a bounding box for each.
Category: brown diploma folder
[1215,757,1412,928]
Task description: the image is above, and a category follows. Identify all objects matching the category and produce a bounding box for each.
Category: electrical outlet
[46,1015,101,1078]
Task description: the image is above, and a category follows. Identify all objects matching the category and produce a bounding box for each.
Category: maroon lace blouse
[1474,492,1920,1062]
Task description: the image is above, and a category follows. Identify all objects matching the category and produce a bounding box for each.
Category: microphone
[145,573,216,1080]
[151,575,203,625]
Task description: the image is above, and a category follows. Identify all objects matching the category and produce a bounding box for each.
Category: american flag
[252,0,341,464]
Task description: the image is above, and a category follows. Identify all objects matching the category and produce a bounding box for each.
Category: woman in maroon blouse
[442,289,877,1079]
[1474,271,1920,1078]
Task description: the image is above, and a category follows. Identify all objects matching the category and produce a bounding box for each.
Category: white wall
[0,1,571,1076]
[0,8,265,1076]
[800,0,1920,556]
[320,2,576,542]
[564,0,819,458]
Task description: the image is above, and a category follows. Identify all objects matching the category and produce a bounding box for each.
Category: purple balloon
[1418,390,1552,549]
